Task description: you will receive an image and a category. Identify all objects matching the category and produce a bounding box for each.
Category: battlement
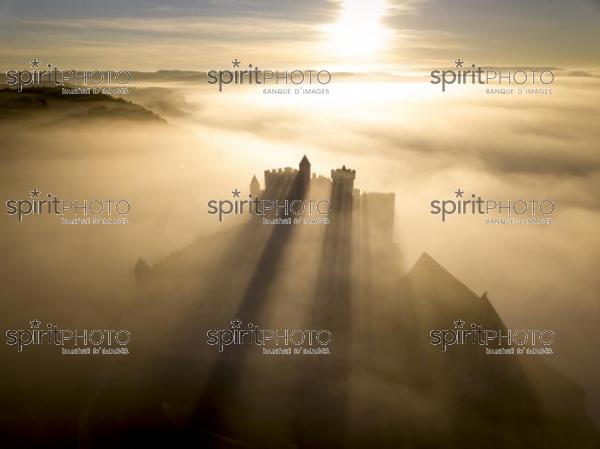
[261,156,312,192]
[260,158,359,189]
[263,167,299,189]
[265,167,298,174]
[361,191,395,202]
[331,165,356,180]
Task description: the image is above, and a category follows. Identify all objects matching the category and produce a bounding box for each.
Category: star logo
[30,318,41,329]
[30,188,41,198]
[232,59,241,68]
[453,319,465,329]
[455,59,464,68]
[232,188,241,198]
[30,58,41,68]
[454,188,464,198]
[231,319,242,329]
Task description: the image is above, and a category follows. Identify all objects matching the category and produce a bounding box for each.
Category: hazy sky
[1,0,599,70]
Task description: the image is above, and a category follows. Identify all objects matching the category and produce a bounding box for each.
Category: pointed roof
[404,252,480,303]
[402,252,507,330]
[300,155,310,166]
[134,257,151,273]
[250,174,259,184]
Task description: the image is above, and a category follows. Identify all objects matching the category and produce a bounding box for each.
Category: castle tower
[330,165,356,211]
[359,191,398,294]
[299,155,311,188]
[360,192,395,245]
[330,165,356,245]
[250,174,260,197]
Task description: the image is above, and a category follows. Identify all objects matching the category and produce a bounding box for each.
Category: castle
[249,155,396,248]
[134,156,399,286]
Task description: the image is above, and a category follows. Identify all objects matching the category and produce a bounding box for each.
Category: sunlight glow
[325,0,391,57]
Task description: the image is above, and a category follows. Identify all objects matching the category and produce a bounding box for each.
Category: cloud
[1,0,339,21]
[146,75,599,213]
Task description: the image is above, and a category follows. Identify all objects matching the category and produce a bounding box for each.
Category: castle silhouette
[134,156,399,286]
[125,157,599,449]
[248,155,396,247]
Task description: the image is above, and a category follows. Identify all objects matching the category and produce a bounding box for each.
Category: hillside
[0,87,166,125]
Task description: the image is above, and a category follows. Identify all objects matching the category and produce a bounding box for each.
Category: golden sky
[1,0,599,71]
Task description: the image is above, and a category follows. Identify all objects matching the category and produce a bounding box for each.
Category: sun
[324,0,391,57]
